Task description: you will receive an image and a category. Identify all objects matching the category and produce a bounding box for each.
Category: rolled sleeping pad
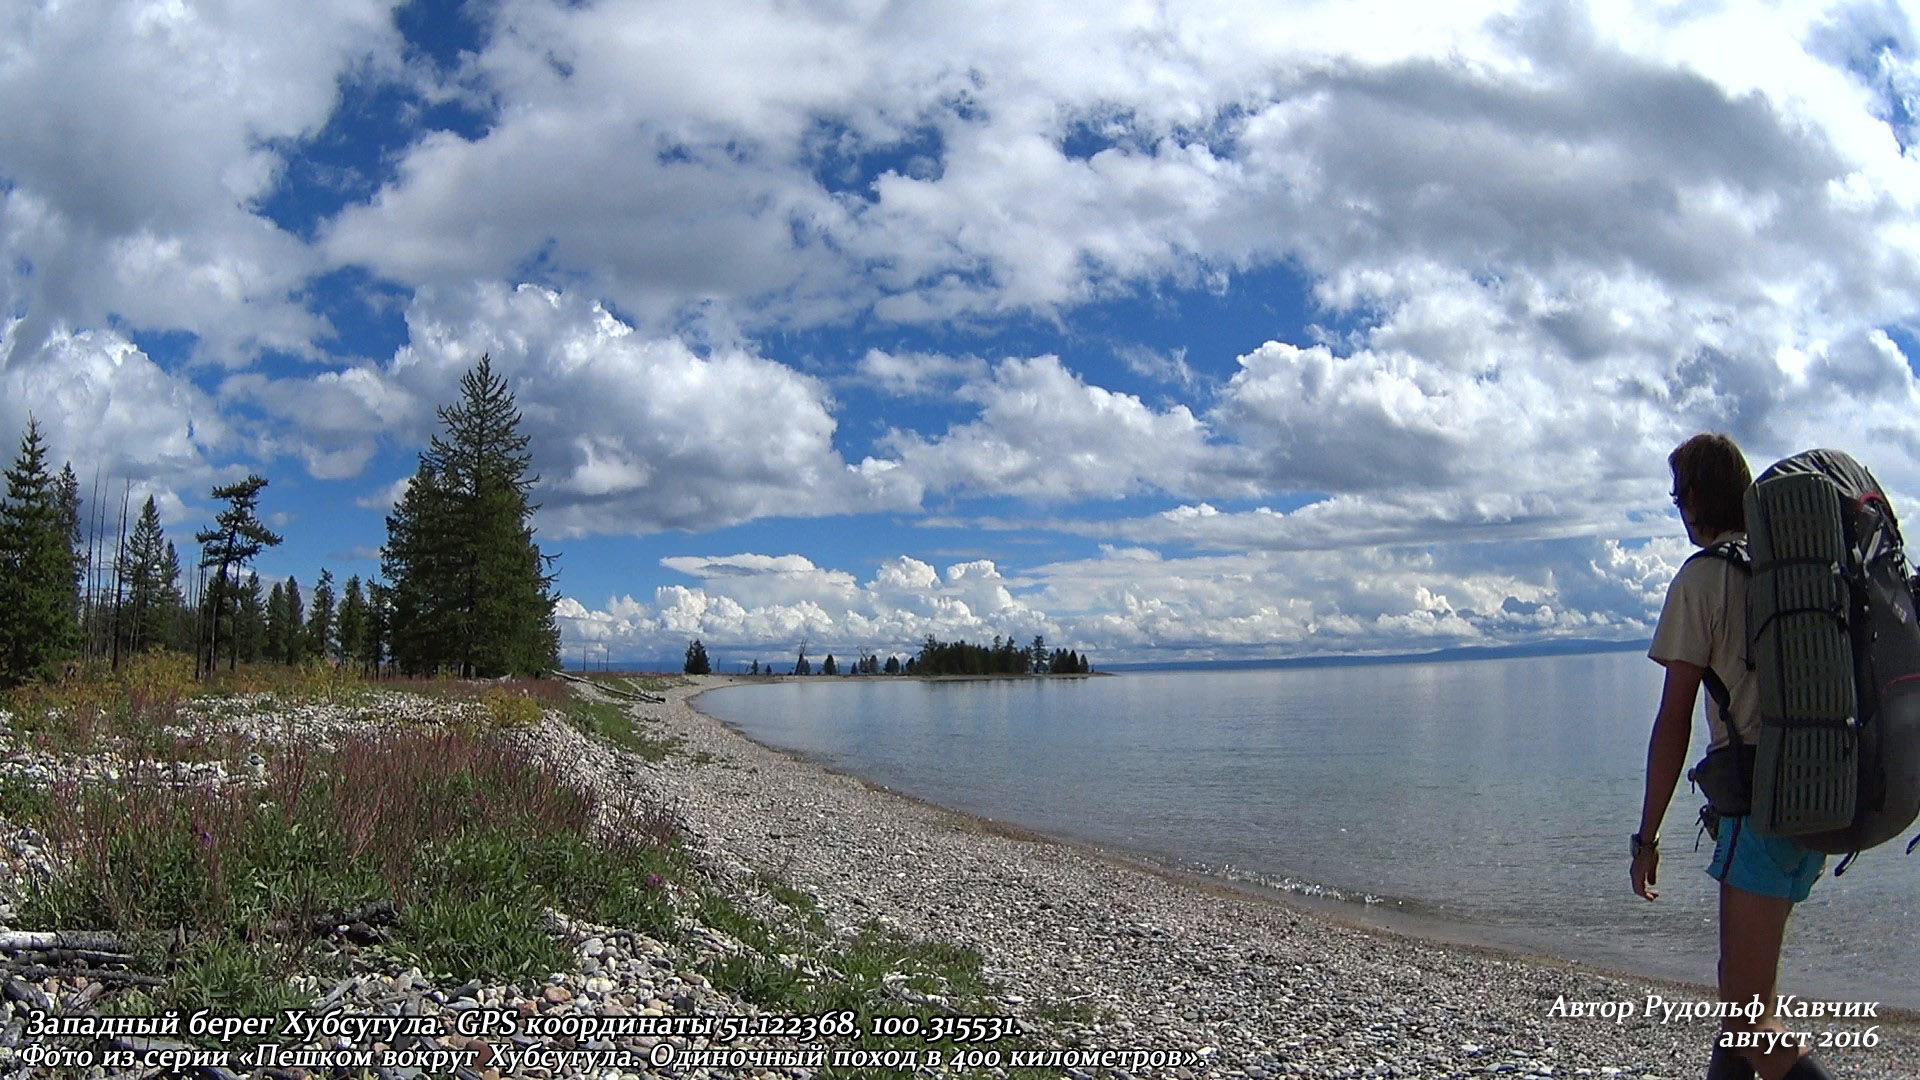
[1746,469,1858,837]
[1746,449,1920,854]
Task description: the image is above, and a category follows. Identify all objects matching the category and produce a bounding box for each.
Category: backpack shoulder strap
[1685,537,1750,573]
[1682,538,1750,747]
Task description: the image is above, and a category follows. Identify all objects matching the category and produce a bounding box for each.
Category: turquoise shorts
[1708,815,1825,902]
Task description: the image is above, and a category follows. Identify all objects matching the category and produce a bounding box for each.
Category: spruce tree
[362,581,390,677]
[234,573,267,663]
[306,569,337,663]
[684,639,710,675]
[119,496,171,654]
[264,581,288,663]
[337,576,368,672]
[55,464,83,629]
[195,475,281,675]
[281,578,303,665]
[383,464,453,674]
[158,542,188,652]
[383,355,559,677]
[0,420,80,686]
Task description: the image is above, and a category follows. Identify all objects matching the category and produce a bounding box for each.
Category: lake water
[696,652,1920,1009]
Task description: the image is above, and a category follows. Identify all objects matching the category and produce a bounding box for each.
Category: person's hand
[1632,847,1660,900]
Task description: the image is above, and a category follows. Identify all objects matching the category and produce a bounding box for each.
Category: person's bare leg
[1719,882,1828,1079]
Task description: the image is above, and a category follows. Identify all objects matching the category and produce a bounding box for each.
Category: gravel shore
[657,676,1920,1080]
[0,673,1911,1080]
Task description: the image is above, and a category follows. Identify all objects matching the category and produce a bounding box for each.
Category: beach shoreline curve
[639,676,1920,1077]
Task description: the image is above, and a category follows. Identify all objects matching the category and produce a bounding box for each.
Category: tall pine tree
[55,464,83,631]
[264,581,289,663]
[234,573,267,663]
[362,581,391,677]
[280,578,303,665]
[306,569,337,664]
[158,542,189,652]
[383,356,559,677]
[119,496,172,655]
[337,576,368,672]
[195,475,281,675]
[0,420,79,686]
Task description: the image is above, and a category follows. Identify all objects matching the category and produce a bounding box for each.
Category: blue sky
[5,0,1920,667]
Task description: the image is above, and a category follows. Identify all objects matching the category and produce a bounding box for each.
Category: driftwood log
[0,930,130,954]
[3,963,163,987]
[8,947,132,968]
[554,669,667,703]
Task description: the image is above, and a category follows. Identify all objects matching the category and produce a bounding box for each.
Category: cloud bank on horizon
[3,0,1918,665]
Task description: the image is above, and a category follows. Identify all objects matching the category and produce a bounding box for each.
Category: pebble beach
[665,676,1918,1080]
[0,672,1911,1079]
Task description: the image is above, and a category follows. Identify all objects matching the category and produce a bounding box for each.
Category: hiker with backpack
[1633,432,1837,1080]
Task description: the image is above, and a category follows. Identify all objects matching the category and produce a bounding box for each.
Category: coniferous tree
[234,573,267,663]
[0,420,80,686]
[337,576,368,672]
[281,578,304,665]
[383,355,559,677]
[361,581,390,676]
[684,639,711,675]
[383,463,451,674]
[822,653,838,676]
[305,569,337,663]
[118,496,171,655]
[197,578,233,670]
[195,475,281,675]
[157,542,189,652]
[264,581,289,663]
[55,464,83,629]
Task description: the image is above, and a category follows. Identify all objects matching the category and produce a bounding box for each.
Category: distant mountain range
[1099,637,1650,673]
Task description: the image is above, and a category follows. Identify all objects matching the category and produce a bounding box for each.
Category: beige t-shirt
[1648,535,1762,749]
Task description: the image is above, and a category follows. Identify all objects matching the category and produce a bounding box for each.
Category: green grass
[12,726,687,1041]
[762,873,820,915]
[0,774,52,822]
[563,698,683,760]
[679,875,1061,1080]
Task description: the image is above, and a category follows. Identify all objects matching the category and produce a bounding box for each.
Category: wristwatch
[1631,832,1658,858]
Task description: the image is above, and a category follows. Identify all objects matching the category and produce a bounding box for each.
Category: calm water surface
[698,652,1920,1008]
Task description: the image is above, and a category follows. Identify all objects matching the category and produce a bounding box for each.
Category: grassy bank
[0,660,1063,1075]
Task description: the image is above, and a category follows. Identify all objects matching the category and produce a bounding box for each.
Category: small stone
[542,985,573,1005]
